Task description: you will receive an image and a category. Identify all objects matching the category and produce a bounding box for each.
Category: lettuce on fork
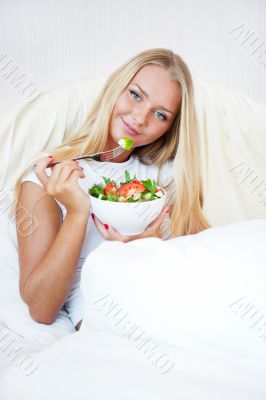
[118,137,133,151]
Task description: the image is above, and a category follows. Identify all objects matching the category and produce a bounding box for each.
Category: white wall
[0,0,265,114]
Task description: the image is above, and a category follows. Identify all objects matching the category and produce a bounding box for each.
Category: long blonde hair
[12,48,211,237]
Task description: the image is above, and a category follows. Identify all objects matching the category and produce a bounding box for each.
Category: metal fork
[46,145,126,167]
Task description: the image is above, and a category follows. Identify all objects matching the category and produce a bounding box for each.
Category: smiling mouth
[121,119,140,136]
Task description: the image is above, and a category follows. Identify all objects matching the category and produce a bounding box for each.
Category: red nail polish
[104,224,109,230]
[91,213,95,220]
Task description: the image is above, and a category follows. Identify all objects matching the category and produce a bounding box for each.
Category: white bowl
[89,189,167,236]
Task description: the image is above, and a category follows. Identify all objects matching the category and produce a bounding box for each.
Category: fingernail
[165,207,170,213]
[104,224,109,230]
[48,155,54,159]
[91,213,95,220]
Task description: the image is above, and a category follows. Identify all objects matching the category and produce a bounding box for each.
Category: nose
[132,103,150,127]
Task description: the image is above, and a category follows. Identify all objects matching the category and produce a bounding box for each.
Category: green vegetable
[141,178,157,194]
[107,194,119,202]
[118,137,134,151]
[124,170,136,183]
[89,184,104,198]
[102,177,115,185]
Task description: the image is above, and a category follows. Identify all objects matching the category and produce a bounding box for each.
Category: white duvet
[1,218,266,399]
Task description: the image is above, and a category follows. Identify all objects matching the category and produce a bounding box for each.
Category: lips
[121,119,140,136]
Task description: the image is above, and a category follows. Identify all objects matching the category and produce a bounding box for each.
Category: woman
[12,48,210,331]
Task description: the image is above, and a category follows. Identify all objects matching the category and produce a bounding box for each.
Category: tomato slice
[104,183,118,196]
[117,181,146,197]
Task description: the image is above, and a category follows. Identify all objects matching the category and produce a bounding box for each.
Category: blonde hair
[12,48,211,237]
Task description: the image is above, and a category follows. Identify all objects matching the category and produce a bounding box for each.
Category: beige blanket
[1,77,265,227]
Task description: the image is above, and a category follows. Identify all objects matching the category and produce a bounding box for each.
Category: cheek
[113,94,130,116]
[149,129,166,142]
[145,119,173,143]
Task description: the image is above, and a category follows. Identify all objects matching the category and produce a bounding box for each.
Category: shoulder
[21,167,43,187]
[21,165,55,186]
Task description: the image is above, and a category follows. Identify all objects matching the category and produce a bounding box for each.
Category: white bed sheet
[1,328,266,400]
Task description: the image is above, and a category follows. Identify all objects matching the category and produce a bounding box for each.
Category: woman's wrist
[65,211,90,223]
[122,233,142,243]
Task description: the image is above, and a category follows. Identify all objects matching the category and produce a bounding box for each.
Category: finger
[92,215,125,241]
[92,215,109,238]
[66,169,85,187]
[145,206,170,232]
[152,206,170,227]
[57,162,84,183]
[48,160,81,183]
[34,155,54,188]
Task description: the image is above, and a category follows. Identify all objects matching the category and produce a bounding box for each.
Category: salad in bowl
[89,170,165,203]
[88,170,166,235]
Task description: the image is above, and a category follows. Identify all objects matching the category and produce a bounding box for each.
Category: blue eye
[129,90,141,101]
[154,111,167,121]
[129,89,167,121]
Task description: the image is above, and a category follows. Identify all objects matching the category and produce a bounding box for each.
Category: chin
[108,133,120,146]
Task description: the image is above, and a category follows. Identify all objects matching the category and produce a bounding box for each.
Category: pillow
[0,77,106,191]
[80,219,266,359]
[194,79,266,226]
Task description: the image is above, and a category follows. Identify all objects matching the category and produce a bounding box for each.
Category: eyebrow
[133,83,174,115]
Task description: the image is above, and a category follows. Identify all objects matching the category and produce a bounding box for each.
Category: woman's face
[108,64,181,151]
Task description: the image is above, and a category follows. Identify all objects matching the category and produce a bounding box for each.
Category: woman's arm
[18,181,89,324]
